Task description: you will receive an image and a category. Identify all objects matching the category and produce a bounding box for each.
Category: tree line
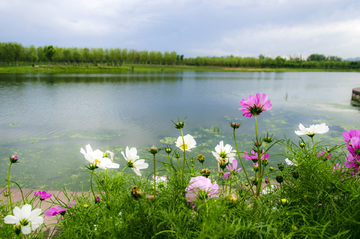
[0,42,359,70]
[0,42,181,66]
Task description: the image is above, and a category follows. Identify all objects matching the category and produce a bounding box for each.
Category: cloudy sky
[1,0,359,58]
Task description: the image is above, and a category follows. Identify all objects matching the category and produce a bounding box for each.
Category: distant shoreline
[1,64,360,73]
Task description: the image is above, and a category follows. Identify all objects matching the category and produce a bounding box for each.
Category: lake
[0,71,359,190]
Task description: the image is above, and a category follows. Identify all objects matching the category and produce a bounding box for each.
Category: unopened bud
[190,158,195,163]
[219,170,224,176]
[174,152,180,159]
[299,142,305,148]
[83,204,89,208]
[100,178,105,183]
[263,158,268,166]
[174,121,185,129]
[146,195,155,201]
[226,194,238,207]
[201,169,211,178]
[254,141,262,147]
[269,167,274,171]
[165,146,172,154]
[251,178,258,186]
[95,197,100,204]
[131,186,143,199]
[4,192,9,197]
[197,154,205,163]
[265,178,269,184]
[277,163,284,171]
[276,175,283,184]
[219,158,228,170]
[88,163,97,170]
[10,155,18,163]
[280,198,289,206]
[263,134,273,143]
[253,163,259,172]
[190,163,195,168]
[150,146,158,155]
[230,122,240,129]
[13,224,21,235]
[292,171,299,179]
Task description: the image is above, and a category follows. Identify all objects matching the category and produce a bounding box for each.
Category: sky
[1,0,360,59]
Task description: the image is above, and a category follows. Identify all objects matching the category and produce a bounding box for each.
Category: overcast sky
[1,0,359,58]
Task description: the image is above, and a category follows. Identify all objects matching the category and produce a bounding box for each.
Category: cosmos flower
[239,93,272,117]
[185,176,219,203]
[4,204,43,235]
[121,146,149,176]
[224,159,242,180]
[343,129,360,143]
[212,141,236,164]
[151,175,168,190]
[80,144,119,170]
[262,185,277,195]
[317,151,332,160]
[346,137,360,158]
[285,158,298,166]
[33,191,52,200]
[243,149,269,161]
[175,134,196,151]
[295,123,329,137]
[44,200,76,217]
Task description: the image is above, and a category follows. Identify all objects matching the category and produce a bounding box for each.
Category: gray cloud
[0,0,359,58]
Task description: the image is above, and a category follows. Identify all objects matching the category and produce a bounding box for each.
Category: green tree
[43,45,56,63]
[121,48,128,63]
[307,54,326,61]
[169,51,177,65]
[36,46,45,62]
[155,51,163,64]
[149,51,156,64]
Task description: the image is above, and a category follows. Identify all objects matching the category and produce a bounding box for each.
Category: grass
[0,64,360,73]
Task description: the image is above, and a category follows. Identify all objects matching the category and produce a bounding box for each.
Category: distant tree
[149,51,156,64]
[121,48,128,63]
[163,51,170,65]
[140,50,148,64]
[327,55,342,61]
[63,48,72,63]
[82,48,90,62]
[43,45,56,63]
[13,42,24,66]
[307,54,326,62]
[36,46,45,62]
[72,48,80,63]
[169,51,177,65]
[3,42,15,65]
[155,51,163,64]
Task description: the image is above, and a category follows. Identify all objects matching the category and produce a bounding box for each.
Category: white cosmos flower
[80,144,119,170]
[121,146,148,176]
[262,185,277,195]
[212,140,236,163]
[4,204,44,235]
[175,134,196,151]
[285,158,298,166]
[151,175,168,190]
[295,123,329,137]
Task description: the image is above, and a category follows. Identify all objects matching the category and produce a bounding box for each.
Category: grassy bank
[1,64,360,73]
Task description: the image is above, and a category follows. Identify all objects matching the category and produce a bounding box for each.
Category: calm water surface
[0,72,359,190]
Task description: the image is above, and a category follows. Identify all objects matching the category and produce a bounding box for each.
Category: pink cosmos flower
[185,176,219,203]
[343,130,360,143]
[243,149,269,162]
[346,137,360,158]
[239,93,272,117]
[316,151,332,160]
[33,191,52,200]
[332,163,342,174]
[224,159,242,180]
[44,200,76,217]
[344,153,359,176]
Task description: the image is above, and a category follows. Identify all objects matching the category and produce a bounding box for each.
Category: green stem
[233,128,254,195]
[254,115,262,197]
[119,165,128,182]
[7,162,12,212]
[311,137,316,157]
[167,154,171,173]
[90,172,96,200]
[153,154,156,196]
[180,128,186,181]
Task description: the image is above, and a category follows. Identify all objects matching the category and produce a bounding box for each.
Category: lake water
[0,71,359,190]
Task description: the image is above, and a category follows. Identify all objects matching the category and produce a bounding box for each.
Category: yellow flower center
[19,218,29,226]
[219,151,227,159]
[181,144,188,150]
[95,159,101,164]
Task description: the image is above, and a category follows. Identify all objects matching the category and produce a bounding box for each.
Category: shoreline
[1,64,360,73]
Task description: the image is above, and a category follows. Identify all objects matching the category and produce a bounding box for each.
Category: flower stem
[233,128,254,195]
[311,137,316,157]
[153,154,156,196]
[180,128,186,182]
[254,115,262,197]
[7,162,12,212]
[90,172,96,201]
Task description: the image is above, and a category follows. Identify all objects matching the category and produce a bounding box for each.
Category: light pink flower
[44,200,76,217]
[316,151,332,160]
[347,137,360,158]
[243,149,269,161]
[185,176,219,203]
[224,159,241,180]
[33,191,52,200]
[239,93,272,117]
[344,153,359,176]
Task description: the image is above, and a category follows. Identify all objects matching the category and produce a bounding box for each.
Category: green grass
[1,64,359,73]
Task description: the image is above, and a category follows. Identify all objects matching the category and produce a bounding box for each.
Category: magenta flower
[224,159,242,180]
[316,151,332,160]
[185,176,219,203]
[44,200,76,217]
[347,137,360,158]
[343,130,360,143]
[332,163,342,174]
[33,191,52,200]
[239,93,272,117]
[344,153,359,176]
[243,149,269,162]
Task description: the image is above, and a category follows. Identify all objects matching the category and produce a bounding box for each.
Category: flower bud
[276,175,283,184]
[292,171,299,179]
[280,198,289,206]
[95,197,100,204]
[165,146,172,154]
[263,158,269,166]
[131,186,143,199]
[254,141,262,147]
[174,121,185,129]
[4,192,9,197]
[219,170,224,176]
[201,169,211,178]
[265,178,269,184]
[230,122,240,129]
[299,142,305,148]
[146,195,155,201]
[150,146,158,155]
[100,178,105,183]
[219,158,228,170]
[10,155,18,163]
[269,167,274,171]
[197,154,205,163]
[277,163,284,171]
[174,152,180,159]
[263,134,273,143]
[190,158,195,163]
[245,183,249,186]
[253,163,259,172]
[13,224,21,235]
[251,178,258,186]
[226,194,238,207]
[190,163,195,168]
[83,204,89,208]
[88,163,97,170]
